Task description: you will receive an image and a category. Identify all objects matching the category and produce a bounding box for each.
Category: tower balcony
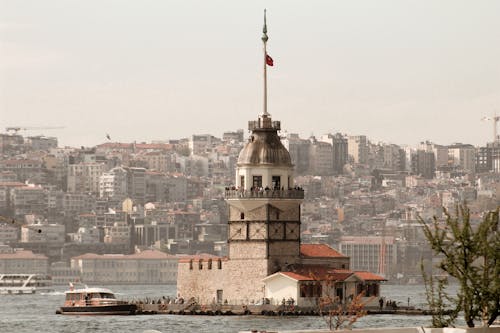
[224,188,304,200]
[248,120,281,131]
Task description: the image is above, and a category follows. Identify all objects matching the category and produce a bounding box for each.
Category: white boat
[57,284,136,315]
[0,274,54,294]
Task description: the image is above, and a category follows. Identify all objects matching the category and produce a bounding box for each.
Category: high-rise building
[99,166,128,200]
[281,133,310,175]
[348,135,368,164]
[320,133,348,174]
[67,162,105,194]
[308,137,334,175]
[448,143,476,173]
[411,150,435,179]
[476,142,500,173]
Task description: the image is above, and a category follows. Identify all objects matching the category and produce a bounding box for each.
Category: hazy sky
[1,1,499,148]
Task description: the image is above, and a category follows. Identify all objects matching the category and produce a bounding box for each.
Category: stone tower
[225,111,304,282]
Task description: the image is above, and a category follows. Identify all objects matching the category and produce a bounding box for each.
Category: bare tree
[312,273,368,331]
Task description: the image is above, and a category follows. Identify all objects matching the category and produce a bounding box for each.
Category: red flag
[266,54,274,66]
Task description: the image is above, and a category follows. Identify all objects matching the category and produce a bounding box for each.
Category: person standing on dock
[379,297,384,310]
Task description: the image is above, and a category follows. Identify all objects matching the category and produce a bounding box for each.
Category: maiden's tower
[176,12,384,307]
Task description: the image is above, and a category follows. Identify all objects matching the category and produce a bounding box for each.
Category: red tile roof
[0,182,25,187]
[300,244,347,258]
[0,250,47,260]
[272,267,355,282]
[280,271,313,281]
[290,265,354,281]
[354,271,387,281]
[270,267,385,283]
[72,250,177,260]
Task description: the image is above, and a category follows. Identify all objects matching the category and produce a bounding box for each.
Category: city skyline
[1,1,499,147]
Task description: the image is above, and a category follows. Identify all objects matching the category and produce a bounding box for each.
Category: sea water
[0,284,457,333]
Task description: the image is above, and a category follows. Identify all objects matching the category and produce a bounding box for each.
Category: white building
[99,166,128,199]
[0,249,48,274]
[71,249,178,284]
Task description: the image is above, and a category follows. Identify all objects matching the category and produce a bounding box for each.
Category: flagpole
[262,9,269,117]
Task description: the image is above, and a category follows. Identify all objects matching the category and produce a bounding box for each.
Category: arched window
[189,259,193,270]
[217,259,222,269]
[198,259,203,270]
[208,259,213,270]
[240,212,244,219]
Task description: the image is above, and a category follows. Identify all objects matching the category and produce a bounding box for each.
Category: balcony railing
[224,188,304,199]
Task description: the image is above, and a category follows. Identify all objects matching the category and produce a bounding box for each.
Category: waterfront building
[50,261,81,285]
[339,236,397,278]
[0,248,48,274]
[71,249,178,284]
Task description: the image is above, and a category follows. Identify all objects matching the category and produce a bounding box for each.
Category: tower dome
[237,116,292,167]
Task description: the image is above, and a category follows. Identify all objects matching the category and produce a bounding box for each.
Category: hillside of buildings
[0,131,498,284]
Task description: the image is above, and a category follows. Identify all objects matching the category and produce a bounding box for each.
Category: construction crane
[5,126,65,134]
[481,114,500,142]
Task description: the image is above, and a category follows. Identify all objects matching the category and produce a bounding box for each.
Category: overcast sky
[1,0,499,148]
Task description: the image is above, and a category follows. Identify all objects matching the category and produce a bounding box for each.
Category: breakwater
[135,302,436,316]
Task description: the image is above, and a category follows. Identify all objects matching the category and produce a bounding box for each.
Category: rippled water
[0,284,456,333]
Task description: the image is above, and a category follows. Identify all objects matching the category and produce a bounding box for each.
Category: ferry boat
[57,285,136,315]
[0,274,54,294]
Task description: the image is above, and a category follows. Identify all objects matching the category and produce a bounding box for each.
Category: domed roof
[237,130,292,166]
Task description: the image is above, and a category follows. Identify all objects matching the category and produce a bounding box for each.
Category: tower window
[217,259,222,269]
[208,259,212,270]
[272,176,281,190]
[253,176,262,188]
[189,259,193,270]
[198,259,203,270]
[240,176,245,189]
[240,213,245,219]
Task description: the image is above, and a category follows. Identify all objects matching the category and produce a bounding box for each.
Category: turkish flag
[266,54,274,66]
